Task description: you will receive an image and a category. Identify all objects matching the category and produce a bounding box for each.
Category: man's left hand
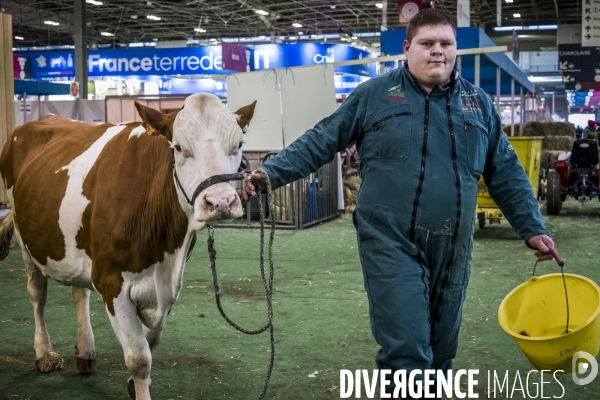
[528,234,555,262]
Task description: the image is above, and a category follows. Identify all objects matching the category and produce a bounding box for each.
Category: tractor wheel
[546,170,563,215]
[477,213,485,229]
[538,179,547,201]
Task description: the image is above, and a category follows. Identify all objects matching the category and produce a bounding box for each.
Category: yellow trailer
[476,136,543,228]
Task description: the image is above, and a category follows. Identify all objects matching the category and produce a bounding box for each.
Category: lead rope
[207,170,275,399]
[532,260,570,334]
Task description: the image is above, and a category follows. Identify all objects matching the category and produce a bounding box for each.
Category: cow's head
[135,94,256,223]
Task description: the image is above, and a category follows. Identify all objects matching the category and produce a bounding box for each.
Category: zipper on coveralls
[430,90,463,332]
[409,94,430,242]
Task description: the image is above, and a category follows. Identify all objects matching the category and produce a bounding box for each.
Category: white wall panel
[226,70,284,151]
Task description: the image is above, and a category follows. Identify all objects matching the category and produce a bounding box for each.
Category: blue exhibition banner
[250,43,371,76]
[26,47,230,78]
[23,43,374,80]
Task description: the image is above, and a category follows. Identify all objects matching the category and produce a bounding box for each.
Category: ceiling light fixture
[292,22,302,28]
[194,28,206,32]
[86,0,103,5]
[513,13,521,18]
[101,32,113,36]
[376,2,383,8]
[147,15,161,21]
[493,25,557,31]
[255,9,269,16]
[298,31,304,35]
[44,21,60,26]
[14,36,24,40]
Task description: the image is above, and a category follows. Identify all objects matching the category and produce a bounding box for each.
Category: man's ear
[135,102,163,136]
[402,39,410,54]
[234,100,257,133]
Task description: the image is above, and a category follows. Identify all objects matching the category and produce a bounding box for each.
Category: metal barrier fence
[219,151,341,229]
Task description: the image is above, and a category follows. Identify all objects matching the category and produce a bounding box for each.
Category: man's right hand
[243,170,267,201]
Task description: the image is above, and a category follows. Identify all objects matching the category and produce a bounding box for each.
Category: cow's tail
[0,210,14,261]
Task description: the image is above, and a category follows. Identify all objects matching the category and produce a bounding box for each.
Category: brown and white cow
[0,93,256,399]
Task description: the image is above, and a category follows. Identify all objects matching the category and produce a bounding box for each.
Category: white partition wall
[226,70,284,151]
[226,64,336,151]
[279,65,337,147]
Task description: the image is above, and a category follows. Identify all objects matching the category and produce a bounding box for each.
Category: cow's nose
[201,194,238,218]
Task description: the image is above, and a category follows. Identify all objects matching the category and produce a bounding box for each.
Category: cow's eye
[174,144,182,152]
[238,142,243,149]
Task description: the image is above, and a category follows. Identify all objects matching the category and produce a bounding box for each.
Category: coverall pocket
[464,118,489,175]
[363,105,412,161]
[356,205,400,278]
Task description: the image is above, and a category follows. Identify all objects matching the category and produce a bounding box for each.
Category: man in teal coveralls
[244,9,555,398]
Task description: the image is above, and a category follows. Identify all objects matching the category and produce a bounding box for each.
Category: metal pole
[457,55,462,75]
[511,78,515,136]
[496,67,501,113]
[22,92,26,124]
[552,92,555,120]
[520,85,524,125]
[73,0,88,100]
[497,0,502,27]
[475,54,480,87]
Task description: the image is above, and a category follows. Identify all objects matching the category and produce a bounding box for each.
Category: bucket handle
[531,248,569,335]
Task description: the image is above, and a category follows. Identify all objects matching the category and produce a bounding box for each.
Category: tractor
[546,138,599,215]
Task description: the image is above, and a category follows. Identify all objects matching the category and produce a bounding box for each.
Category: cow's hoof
[36,351,65,373]
[76,356,96,374]
[127,377,152,399]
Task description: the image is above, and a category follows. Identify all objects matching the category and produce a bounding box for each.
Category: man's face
[403,24,457,90]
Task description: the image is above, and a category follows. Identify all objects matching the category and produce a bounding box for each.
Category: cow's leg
[72,286,96,374]
[142,323,165,351]
[23,252,64,372]
[106,296,152,400]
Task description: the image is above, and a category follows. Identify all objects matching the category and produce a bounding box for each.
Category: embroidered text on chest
[460,90,482,113]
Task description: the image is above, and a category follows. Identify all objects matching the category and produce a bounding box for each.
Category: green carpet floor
[0,198,599,399]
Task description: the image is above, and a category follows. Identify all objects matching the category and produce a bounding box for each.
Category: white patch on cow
[128,125,146,140]
[13,136,17,141]
[36,125,127,287]
[120,231,194,329]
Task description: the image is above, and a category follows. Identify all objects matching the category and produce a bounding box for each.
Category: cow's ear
[234,100,257,133]
[134,102,163,136]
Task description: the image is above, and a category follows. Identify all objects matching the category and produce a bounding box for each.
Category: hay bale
[343,174,362,192]
[521,122,544,137]
[541,150,564,171]
[540,121,576,137]
[503,123,521,136]
[542,136,574,151]
[343,174,361,211]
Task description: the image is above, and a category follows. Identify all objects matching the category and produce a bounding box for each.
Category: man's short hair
[406,9,457,43]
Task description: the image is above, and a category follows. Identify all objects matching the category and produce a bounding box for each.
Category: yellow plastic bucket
[498,273,600,373]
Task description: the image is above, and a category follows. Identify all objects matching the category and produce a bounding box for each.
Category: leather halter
[171,148,248,206]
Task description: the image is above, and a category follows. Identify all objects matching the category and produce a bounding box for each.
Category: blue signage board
[250,43,371,76]
[26,47,230,78]
[23,43,374,80]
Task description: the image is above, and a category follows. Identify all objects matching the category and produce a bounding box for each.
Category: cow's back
[1,115,120,265]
